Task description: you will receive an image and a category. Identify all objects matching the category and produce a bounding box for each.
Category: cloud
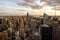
[0,0,60,16]
[17,0,44,9]
[41,0,50,2]
[0,0,31,14]
[52,5,60,10]
[41,0,60,4]
[48,0,60,10]
[24,0,34,2]
[40,0,60,10]
[40,0,60,5]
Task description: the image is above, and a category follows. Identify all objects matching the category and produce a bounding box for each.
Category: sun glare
[43,6,54,12]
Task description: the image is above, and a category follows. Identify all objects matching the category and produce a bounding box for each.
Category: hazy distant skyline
[0,0,60,16]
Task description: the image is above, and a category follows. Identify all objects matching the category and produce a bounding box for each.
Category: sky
[0,0,60,16]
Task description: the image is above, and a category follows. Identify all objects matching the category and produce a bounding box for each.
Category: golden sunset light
[0,0,60,40]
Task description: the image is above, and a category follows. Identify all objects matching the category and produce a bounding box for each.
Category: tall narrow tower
[26,12,29,22]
